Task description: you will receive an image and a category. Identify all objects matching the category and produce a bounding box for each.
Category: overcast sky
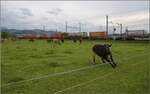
[1,1,149,33]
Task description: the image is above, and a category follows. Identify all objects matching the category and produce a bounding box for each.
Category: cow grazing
[1,39,5,43]
[29,39,34,42]
[61,39,64,43]
[73,37,82,44]
[47,39,52,43]
[11,38,17,41]
[92,44,117,68]
[73,39,77,43]
[79,38,82,45]
[52,39,61,45]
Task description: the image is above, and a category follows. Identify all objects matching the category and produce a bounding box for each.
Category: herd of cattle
[1,38,117,68]
[27,37,82,45]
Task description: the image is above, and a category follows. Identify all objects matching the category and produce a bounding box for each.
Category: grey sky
[1,1,149,33]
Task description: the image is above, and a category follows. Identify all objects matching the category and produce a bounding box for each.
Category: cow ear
[109,44,112,47]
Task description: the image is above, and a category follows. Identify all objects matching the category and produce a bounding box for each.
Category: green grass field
[1,39,149,94]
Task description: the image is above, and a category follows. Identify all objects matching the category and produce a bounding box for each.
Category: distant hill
[0,28,56,35]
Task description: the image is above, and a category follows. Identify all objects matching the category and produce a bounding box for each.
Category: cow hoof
[111,65,116,68]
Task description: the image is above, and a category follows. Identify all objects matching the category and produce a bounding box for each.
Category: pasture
[1,39,149,94]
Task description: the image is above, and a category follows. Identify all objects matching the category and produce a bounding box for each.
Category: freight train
[15,31,107,39]
[13,30,149,40]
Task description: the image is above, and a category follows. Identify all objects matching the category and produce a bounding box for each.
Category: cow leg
[109,54,117,67]
[59,41,61,45]
[93,53,96,64]
[101,57,106,63]
[104,56,116,68]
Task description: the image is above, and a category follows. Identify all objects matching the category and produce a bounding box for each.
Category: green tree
[1,32,10,39]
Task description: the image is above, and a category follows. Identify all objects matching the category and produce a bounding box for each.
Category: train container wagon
[89,32,106,39]
[51,32,63,39]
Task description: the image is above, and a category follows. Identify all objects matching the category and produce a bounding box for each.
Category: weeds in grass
[113,51,122,54]
[135,49,144,52]
[8,77,24,83]
[48,62,62,67]
[32,48,37,51]
[64,50,72,54]
[45,50,54,55]
[16,46,21,49]
[29,55,41,58]
[18,49,27,51]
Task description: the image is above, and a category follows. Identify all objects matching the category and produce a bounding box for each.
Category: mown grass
[1,39,149,94]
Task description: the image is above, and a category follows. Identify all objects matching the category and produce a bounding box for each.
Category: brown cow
[52,39,61,45]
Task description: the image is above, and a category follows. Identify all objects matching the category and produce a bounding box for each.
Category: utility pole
[116,23,122,39]
[142,30,144,40]
[65,21,68,32]
[113,26,116,37]
[120,24,122,38]
[43,25,45,31]
[106,15,108,39]
[79,22,81,32]
[125,26,128,39]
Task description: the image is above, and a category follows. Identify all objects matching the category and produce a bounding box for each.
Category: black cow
[11,38,17,41]
[73,39,77,43]
[29,39,34,42]
[79,38,82,45]
[92,44,117,68]
[47,39,52,43]
[61,39,64,43]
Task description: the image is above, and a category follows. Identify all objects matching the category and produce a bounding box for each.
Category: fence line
[1,53,148,87]
[54,71,112,94]
[2,63,106,87]
[54,61,142,94]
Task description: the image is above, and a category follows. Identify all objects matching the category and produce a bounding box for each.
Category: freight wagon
[89,32,106,39]
[67,32,88,39]
[125,30,148,40]
[51,32,63,39]
[16,31,54,39]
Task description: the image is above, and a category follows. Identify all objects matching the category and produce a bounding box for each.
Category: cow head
[104,44,112,54]
[105,44,112,47]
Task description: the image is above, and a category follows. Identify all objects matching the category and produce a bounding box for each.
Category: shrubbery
[1,32,16,39]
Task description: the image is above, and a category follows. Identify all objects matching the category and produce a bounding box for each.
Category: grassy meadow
[1,39,149,94]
